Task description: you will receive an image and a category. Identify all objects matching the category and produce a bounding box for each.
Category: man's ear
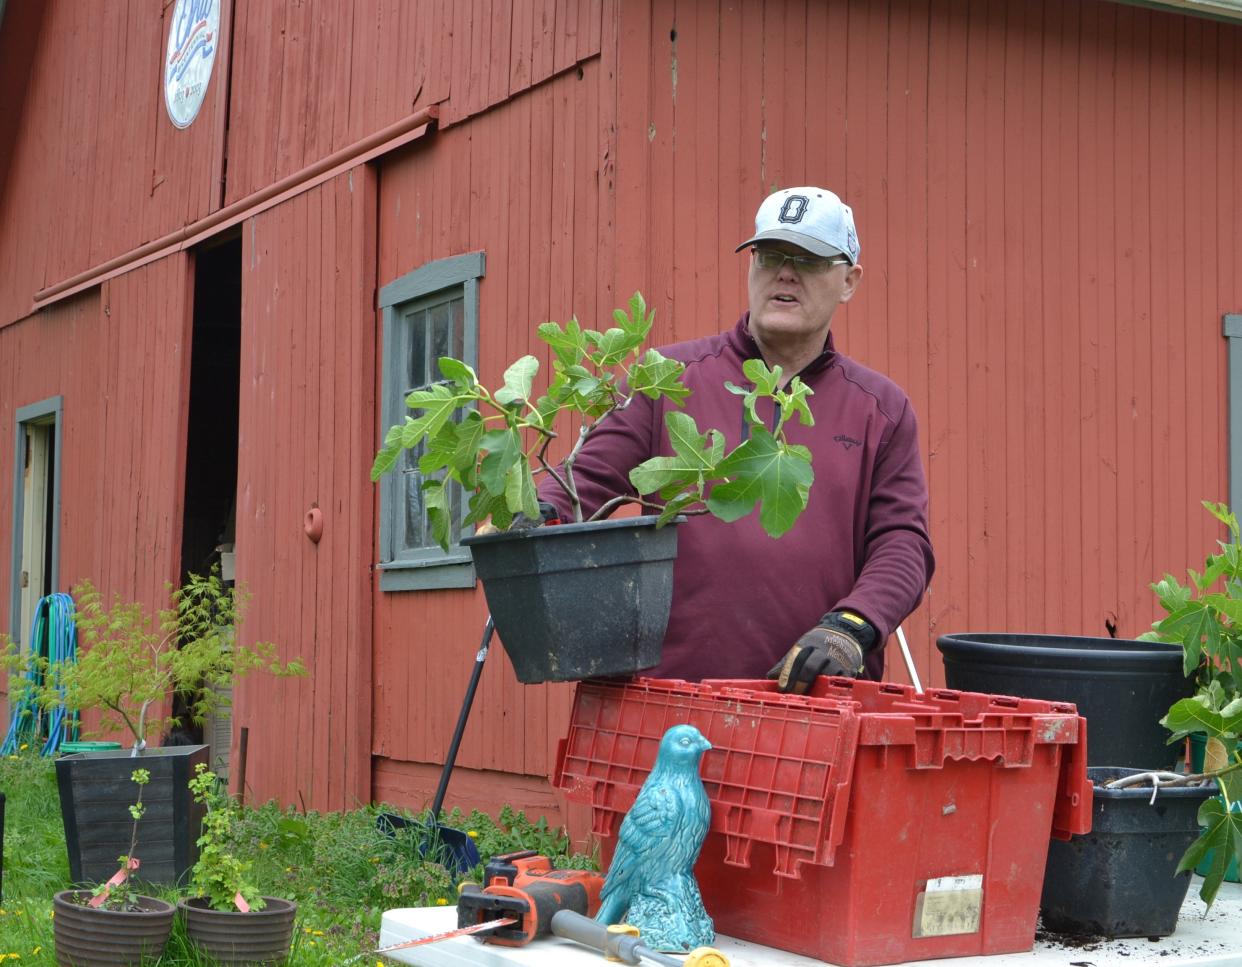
[839,264,863,303]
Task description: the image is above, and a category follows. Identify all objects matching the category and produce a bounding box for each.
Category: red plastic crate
[554,677,1091,966]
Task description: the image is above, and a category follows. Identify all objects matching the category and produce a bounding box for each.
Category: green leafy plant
[85,768,150,911]
[370,292,816,549]
[188,763,267,912]
[3,568,305,751]
[1142,499,1242,905]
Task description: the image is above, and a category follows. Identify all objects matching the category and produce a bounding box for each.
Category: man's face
[746,242,863,348]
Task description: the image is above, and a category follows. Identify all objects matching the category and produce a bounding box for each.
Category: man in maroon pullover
[538,187,934,690]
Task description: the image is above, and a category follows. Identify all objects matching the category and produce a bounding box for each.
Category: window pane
[430,301,452,373]
[402,450,425,549]
[405,307,428,393]
[450,298,465,361]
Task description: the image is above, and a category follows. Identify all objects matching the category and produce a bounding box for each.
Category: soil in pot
[178,896,298,964]
[1039,766,1218,938]
[462,515,679,683]
[936,633,1192,768]
[53,889,175,967]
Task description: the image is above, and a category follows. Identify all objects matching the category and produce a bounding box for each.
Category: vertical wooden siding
[233,169,376,810]
[605,0,1241,690]
[0,0,601,326]
[0,256,191,629]
[369,0,1242,816]
[4,0,1242,821]
[369,53,615,813]
[222,0,603,205]
[0,1,228,326]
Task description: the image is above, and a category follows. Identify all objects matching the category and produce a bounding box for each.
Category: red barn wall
[1,0,1241,821]
[232,170,378,811]
[603,0,1242,689]
[0,3,226,327]
[0,255,191,625]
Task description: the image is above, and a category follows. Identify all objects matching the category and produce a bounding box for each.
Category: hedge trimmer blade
[350,917,518,962]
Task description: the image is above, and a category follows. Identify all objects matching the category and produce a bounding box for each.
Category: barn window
[10,396,63,644]
[376,252,484,591]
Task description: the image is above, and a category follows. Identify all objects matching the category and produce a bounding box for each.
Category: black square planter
[56,744,208,886]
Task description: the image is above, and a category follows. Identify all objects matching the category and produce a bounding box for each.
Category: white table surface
[378,879,1242,967]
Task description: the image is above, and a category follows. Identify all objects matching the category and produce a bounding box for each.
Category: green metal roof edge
[1106,0,1242,25]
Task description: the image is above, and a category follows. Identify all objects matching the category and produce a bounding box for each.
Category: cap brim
[735,229,849,261]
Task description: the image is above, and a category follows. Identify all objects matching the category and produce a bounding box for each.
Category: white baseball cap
[735,187,860,264]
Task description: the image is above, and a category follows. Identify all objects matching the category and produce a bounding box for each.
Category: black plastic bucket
[936,633,1192,768]
[462,516,678,684]
[1040,766,1217,938]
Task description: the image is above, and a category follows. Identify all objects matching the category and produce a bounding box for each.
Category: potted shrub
[1143,500,1242,901]
[371,292,816,683]
[1038,500,1242,939]
[178,764,298,964]
[53,768,177,966]
[3,569,304,885]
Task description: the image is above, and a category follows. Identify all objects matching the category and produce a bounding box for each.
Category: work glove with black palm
[767,611,878,694]
[477,501,562,535]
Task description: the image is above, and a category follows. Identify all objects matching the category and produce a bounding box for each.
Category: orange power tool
[457,850,604,947]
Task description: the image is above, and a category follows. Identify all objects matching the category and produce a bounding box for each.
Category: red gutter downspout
[31,104,440,312]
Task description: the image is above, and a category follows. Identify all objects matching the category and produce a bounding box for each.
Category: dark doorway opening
[181,234,241,581]
[175,233,242,747]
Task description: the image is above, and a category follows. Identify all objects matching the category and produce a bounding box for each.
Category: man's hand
[476,501,563,536]
[766,611,877,694]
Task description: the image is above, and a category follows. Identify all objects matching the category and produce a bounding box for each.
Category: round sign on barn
[163,0,220,129]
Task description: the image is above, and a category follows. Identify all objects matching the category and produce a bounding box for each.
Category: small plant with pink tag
[186,763,266,912]
[53,767,178,964]
[82,767,152,911]
[179,763,300,961]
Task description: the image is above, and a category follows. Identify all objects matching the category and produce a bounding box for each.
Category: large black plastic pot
[1039,767,1217,938]
[54,890,175,966]
[462,515,679,683]
[936,634,1192,768]
[56,744,208,885]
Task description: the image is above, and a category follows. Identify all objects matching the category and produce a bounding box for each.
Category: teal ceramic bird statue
[595,723,715,951]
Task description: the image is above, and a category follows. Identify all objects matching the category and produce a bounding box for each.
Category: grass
[0,751,595,964]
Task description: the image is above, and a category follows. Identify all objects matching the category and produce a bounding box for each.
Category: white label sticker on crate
[912,875,983,938]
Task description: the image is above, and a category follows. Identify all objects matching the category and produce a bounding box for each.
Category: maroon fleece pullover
[537,314,934,681]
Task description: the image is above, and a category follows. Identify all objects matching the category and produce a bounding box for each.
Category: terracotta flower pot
[178,896,298,964]
[53,889,175,967]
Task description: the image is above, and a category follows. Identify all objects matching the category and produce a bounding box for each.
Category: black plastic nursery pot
[54,889,175,967]
[936,633,1192,768]
[462,515,679,684]
[1039,767,1218,939]
[56,744,208,886]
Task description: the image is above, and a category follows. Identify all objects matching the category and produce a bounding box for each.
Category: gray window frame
[10,395,63,643]
[376,251,484,591]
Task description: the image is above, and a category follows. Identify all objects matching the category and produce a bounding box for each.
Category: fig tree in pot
[178,764,298,965]
[1142,500,1242,904]
[3,570,304,885]
[371,293,815,683]
[1040,500,1242,938]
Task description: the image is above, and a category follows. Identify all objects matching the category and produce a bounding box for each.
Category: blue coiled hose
[1,592,77,756]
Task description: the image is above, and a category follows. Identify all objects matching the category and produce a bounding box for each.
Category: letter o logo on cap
[778,195,809,224]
